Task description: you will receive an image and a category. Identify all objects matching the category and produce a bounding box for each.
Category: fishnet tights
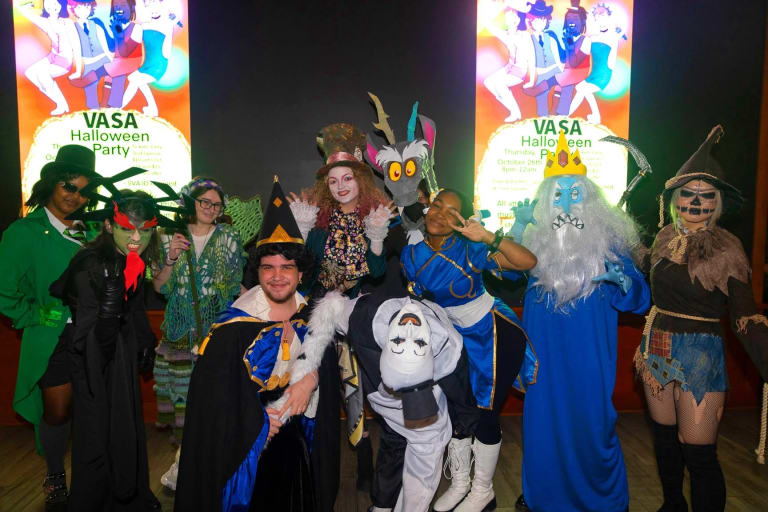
[644,382,726,445]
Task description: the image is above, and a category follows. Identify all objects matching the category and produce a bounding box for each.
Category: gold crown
[543,131,588,178]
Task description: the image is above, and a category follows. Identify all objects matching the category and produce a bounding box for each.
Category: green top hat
[315,123,372,178]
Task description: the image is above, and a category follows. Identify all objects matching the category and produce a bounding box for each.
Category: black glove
[95,260,125,363]
[99,260,125,320]
[137,346,156,375]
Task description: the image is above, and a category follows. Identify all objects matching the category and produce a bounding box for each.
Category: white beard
[523,176,640,310]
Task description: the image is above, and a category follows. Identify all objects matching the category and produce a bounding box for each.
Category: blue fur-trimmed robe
[175,291,340,511]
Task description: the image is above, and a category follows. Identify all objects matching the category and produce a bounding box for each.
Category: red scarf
[124,250,145,295]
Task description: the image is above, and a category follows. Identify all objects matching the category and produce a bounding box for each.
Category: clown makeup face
[675,179,718,229]
[107,211,155,255]
[327,166,360,212]
[380,303,434,390]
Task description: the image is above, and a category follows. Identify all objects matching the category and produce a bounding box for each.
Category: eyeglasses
[196,198,225,212]
[59,181,83,194]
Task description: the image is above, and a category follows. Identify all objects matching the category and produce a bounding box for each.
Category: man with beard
[513,132,650,512]
[175,178,340,511]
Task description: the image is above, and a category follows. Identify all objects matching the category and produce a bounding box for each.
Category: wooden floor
[1,410,766,511]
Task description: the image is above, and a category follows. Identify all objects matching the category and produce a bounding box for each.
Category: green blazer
[0,208,94,428]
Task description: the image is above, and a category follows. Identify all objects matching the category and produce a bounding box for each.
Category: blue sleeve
[610,255,651,314]
[468,240,523,281]
[400,244,416,281]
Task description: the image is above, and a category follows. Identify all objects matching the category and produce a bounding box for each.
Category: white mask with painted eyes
[380,302,433,391]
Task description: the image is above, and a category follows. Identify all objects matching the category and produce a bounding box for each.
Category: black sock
[681,443,725,512]
[651,421,687,511]
[39,420,70,475]
[474,409,501,445]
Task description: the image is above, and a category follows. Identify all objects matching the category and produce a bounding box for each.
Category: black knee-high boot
[651,421,687,512]
[681,443,725,512]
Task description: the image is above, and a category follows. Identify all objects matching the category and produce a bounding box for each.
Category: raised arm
[449,211,537,271]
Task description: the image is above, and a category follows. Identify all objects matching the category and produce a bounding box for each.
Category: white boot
[161,447,180,490]
[433,437,473,511]
[454,440,500,512]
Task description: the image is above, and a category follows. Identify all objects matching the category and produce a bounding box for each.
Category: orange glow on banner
[11,0,191,212]
[475,0,633,231]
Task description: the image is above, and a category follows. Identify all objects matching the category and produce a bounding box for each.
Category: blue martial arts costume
[401,235,537,408]
[521,254,650,512]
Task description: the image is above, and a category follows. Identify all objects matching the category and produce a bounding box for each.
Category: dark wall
[0,2,21,233]
[1,0,765,254]
[627,1,766,252]
[185,0,477,207]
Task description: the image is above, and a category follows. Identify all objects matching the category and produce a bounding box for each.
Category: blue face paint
[553,176,584,215]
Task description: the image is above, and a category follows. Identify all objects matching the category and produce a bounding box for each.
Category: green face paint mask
[112,223,153,255]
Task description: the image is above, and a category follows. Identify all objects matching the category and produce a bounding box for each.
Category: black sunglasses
[59,181,83,194]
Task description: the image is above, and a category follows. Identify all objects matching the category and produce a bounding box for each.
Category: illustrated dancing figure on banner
[122,0,181,116]
[481,0,533,123]
[102,0,144,108]
[521,0,590,116]
[552,0,589,115]
[15,0,75,115]
[67,0,113,110]
[568,2,626,124]
[522,1,563,117]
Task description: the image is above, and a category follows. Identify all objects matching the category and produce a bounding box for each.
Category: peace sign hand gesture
[447,210,494,244]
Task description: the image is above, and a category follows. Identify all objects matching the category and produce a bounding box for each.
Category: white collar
[44,207,86,245]
[44,207,68,236]
[232,285,306,321]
